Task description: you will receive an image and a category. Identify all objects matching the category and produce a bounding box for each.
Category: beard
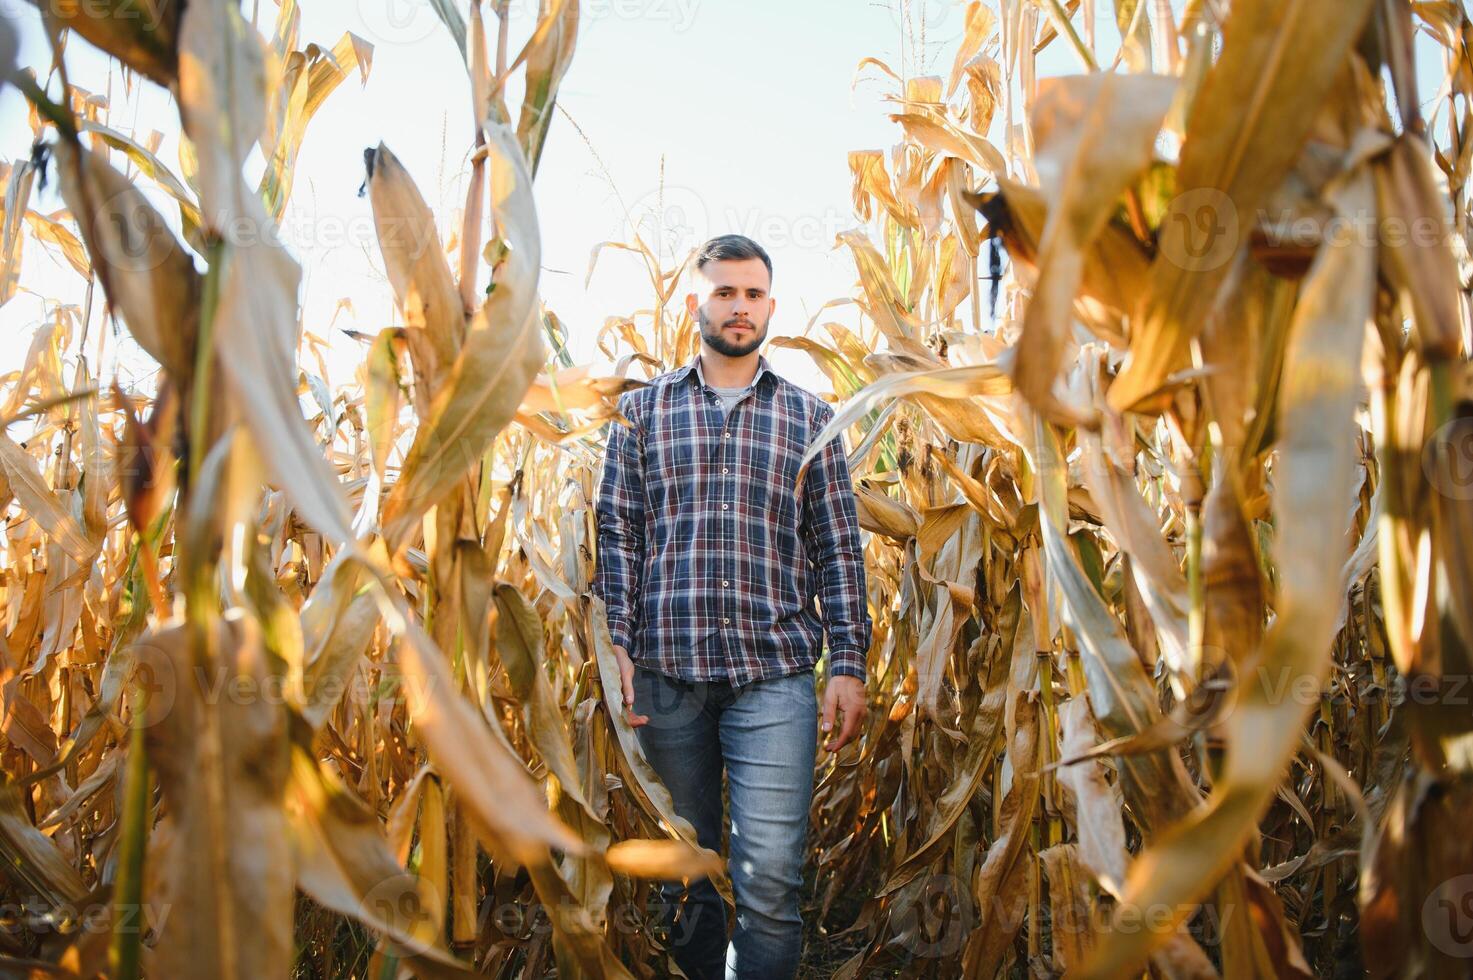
[698,308,766,357]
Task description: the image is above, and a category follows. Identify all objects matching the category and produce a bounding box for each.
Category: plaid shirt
[591,352,872,686]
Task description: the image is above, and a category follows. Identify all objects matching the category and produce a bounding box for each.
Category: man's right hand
[612,644,649,727]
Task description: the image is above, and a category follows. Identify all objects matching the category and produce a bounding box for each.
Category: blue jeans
[632,663,818,980]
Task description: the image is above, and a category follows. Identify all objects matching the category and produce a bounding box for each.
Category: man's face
[689,257,775,357]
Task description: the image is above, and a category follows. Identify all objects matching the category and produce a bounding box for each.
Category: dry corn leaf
[50,140,199,378]
[1108,0,1378,413]
[1011,72,1176,424]
[381,122,547,554]
[177,0,359,551]
[1081,132,1382,976]
[603,838,725,880]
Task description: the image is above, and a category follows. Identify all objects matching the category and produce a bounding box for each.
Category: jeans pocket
[636,667,708,731]
[782,668,818,713]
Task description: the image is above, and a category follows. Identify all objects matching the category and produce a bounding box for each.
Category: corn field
[0,0,1470,977]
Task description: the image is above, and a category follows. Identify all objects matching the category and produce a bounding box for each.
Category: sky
[2,0,999,397]
[0,1,1455,400]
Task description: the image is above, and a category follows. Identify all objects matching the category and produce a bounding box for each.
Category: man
[591,234,872,979]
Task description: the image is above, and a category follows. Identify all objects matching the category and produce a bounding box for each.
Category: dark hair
[694,234,773,287]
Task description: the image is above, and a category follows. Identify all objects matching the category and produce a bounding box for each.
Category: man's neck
[698,350,758,388]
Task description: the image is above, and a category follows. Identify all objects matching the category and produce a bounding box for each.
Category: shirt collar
[676,351,775,391]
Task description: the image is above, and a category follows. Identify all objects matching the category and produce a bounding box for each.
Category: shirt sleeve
[800,400,873,683]
[592,390,646,651]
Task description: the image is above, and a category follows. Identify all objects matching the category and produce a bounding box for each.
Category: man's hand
[820,674,866,753]
[612,644,649,727]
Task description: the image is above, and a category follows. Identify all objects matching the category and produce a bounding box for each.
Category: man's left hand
[820,674,867,754]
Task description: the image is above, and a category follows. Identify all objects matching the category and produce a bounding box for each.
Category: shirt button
[722,617,730,624]
[722,580,729,586]
[722,503,729,510]
[722,468,729,474]
[723,432,731,438]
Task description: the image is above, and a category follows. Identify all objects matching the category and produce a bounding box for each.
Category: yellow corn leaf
[604,839,725,880]
[50,140,199,378]
[1107,0,1378,413]
[1079,132,1380,977]
[381,122,547,554]
[177,0,359,551]
[1011,72,1176,424]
